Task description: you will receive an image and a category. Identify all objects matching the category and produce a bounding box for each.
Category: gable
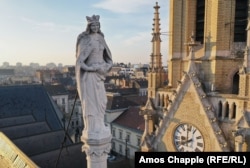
[150,63,230,152]
[160,81,223,151]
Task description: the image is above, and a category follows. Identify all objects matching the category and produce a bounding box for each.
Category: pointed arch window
[231,103,236,119]
[158,94,161,106]
[218,101,223,118]
[232,72,239,94]
[225,102,230,119]
[162,94,165,107]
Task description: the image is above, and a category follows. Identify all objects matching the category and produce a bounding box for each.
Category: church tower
[147,2,165,99]
[141,0,250,152]
[239,19,250,97]
[168,0,248,93]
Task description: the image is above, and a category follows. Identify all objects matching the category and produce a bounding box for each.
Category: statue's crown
[86,15,100,24]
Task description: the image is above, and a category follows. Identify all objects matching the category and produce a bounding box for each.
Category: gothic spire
[150,2,162,71]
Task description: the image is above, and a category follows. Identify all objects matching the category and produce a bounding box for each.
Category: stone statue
[75,15,112,140]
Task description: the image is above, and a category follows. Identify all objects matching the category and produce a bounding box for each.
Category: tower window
[232,71,239,94]
[234,0,248,42]
[195,0,205,44]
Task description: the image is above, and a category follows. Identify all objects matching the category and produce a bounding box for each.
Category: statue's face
[90,22,100,33]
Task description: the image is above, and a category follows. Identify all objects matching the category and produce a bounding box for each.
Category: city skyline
[0,0,169,66]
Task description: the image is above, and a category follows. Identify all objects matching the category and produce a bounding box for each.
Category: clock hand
[186,124,189,147]
[186,138,193,143]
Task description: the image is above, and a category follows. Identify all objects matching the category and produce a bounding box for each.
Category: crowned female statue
[75,15,113,140]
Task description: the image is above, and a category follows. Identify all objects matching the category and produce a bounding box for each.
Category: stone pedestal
[82,134,111,168]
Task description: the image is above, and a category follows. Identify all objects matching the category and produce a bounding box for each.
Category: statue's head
[85,15,102,35]
[86,15,100,25]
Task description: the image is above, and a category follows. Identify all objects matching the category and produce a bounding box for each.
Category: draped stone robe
[75,32,112,139]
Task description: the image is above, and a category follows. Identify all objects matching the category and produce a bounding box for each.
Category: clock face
[173,123,204,152]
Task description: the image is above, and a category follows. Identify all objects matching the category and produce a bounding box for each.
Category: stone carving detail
[231,42,246,58]
[82,142,111,161]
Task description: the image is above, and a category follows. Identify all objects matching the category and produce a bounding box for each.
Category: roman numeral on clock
[180,125,185,131]
[197,142,203,147]
[175,136,180,140]
[195,147,201,152]
[196,136,202,139]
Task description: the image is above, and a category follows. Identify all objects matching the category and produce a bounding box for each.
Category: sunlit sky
[0,0,169,66]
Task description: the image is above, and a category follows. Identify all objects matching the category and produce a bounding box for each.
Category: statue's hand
[82,65,96,72]
[96,66,107,76]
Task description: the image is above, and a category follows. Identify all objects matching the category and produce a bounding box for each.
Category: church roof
[106,95,147,111]
[0,85,73,165]
[0,85,62,130]
[106,88,138,95]
[13,130,71,156]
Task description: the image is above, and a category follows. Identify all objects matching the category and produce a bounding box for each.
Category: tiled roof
[0,85,62,130]
[0,85,86,167]
[106,95,130,110]
[106,95,147,110]
[13,130,71,156]
[0,115,35,128]
[106,88,138,95]
[1,122,50,140]
[125,95,147,106]
[113,106,145,132]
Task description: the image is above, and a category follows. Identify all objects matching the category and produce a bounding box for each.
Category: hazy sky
[0,0,169,66]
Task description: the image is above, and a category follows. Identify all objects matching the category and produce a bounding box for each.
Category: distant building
[2,62,10,68]
[62,66,75,77]
[108,66,122,76]
[133,70,145,79]
[105,76,126,88]
[129,79,148,96]
[0,69,14,76]
[35,69,62,84]
[105,91,147,159]
[0,69,15,85]
[29,63,40,69]
[44,84,69,114]
[9,76,33,85]
[111,106,144,159]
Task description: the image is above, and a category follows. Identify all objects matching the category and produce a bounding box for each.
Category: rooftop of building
[112,106,145,132]
[0,84,80,167]
[106,94,147,111]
